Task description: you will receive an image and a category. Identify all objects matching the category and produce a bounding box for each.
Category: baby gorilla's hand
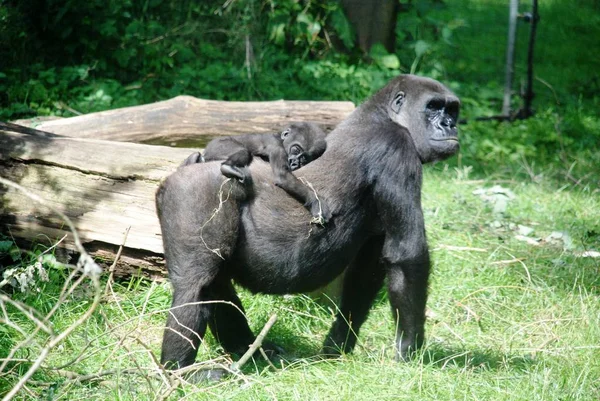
[220,163,246,182]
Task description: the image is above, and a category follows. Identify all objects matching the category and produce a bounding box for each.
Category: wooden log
[0,132,196,278]
[14,96,355,145]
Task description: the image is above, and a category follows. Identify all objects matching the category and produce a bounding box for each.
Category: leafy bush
[0,0,461,119]
[0,237,64,294]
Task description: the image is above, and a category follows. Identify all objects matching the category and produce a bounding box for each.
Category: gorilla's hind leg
[160,265,259,369]
[207,278,256,355]
[157,166,251,370]
[220,149,253,181]
[161,275,214,369]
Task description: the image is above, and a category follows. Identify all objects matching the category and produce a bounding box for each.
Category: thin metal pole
[522,0,539,118]
[502,0,519,117]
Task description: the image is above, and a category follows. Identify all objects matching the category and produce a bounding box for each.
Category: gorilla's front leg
[322,238,385,356]
[386,250,430,361]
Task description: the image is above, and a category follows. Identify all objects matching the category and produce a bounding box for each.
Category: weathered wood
[14,96,355,144]
[0,132,196,278]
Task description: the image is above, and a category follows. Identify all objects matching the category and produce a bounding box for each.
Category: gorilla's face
[388,76,460,163]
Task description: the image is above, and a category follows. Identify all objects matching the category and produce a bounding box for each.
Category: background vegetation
[1,0,599,399]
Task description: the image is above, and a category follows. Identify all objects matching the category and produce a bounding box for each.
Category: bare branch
[231,314,278,373]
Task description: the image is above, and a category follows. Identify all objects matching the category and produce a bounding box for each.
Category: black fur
[157,75,460,370]
[181,122,331,223]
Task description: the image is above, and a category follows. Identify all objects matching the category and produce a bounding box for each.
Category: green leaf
[296,13,313,26]
[9,247,20,262]
[269,23,286,45]
[380,54,400,70]
[442,27,453,42]
[0,240,13,253]
[308,20,321,38]
[414,40,431,58]
[331,8,354,49]
[369,44,400,70]
[126,20,143,35]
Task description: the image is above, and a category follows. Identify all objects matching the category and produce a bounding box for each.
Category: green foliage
[0,236,67,294]
[0,0,458,119]
[330,6,355,50]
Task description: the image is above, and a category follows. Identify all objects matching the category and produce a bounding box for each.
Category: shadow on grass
[259,325,323,362]
[421,344,536,372]
[231,342,538,377]
[214,329,322,377]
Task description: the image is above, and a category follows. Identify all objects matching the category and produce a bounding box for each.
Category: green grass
[2,165,599,400]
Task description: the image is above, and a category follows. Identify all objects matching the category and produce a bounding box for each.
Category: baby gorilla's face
[287,142,307,170]
[280,122,327,171]
[281,127,308,170]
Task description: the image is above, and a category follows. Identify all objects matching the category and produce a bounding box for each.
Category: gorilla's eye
[281,129,291,139]
[446,102,460,120]
[426,99,445,112]
[289,145,302,155]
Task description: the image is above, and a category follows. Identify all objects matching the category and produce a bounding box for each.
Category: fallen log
[0,132,195,278]
[1,98,354,279]
[14,96,355,145]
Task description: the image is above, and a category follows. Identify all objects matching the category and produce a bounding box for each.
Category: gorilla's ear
[391,91,405,114]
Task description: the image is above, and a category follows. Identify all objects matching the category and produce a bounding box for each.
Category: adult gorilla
[156,75,460,369]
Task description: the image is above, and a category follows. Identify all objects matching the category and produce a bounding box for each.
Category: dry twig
[231,314,278,373]
[199,178,234,259]
[298,177,327,226]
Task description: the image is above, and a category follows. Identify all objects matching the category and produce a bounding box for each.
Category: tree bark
[14,96,354,145]
[341,0,399,53]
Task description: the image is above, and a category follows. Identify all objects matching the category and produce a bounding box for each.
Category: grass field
[2,166,598,400]
[1,0,599,399]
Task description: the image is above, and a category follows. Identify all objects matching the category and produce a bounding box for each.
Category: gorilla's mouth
[432,136,458,142]
[289,156,307,171]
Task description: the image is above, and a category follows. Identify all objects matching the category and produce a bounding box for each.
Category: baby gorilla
[181,122,332,223]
